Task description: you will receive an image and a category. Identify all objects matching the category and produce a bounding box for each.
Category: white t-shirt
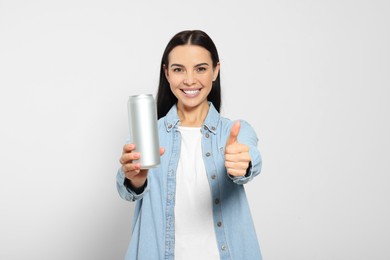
[174,126,219,260]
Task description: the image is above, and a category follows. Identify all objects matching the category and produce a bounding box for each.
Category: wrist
[124,178,147,194]
[130,179,146,189]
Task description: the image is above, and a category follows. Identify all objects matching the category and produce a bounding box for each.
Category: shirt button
[168,124,172,129]
[206,152,211,157]
[217,221,222,227]
[211,174,216,180]
[205,133,210,138]
[215,198,220,204]
[221,245,227,251]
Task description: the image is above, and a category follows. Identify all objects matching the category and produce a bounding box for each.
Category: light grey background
[1,0,389,259]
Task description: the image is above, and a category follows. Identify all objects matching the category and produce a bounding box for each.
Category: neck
[177,102,209,127]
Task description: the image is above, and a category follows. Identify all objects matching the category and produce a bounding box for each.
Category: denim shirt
[116,103,262,260]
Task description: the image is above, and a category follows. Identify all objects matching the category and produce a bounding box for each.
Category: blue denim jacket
[117,103,262,260]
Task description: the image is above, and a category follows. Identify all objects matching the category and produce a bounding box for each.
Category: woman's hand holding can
[120,143,165,189]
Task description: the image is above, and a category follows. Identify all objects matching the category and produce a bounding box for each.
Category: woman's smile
[181,88,201,97]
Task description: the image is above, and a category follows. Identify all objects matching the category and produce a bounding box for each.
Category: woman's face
[164,45,220,111]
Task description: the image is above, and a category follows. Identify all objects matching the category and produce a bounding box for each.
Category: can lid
[129,94,153,99]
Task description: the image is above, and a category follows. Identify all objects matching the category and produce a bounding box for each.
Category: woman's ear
[213,62,220,81]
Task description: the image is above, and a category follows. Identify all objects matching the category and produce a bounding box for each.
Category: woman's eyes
[196,67,207,72]
[172,67,207,73]
[173,68,183,72]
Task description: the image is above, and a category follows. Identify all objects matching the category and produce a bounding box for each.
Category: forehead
[168,45,212,64]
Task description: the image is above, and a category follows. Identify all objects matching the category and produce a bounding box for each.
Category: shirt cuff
[116,169,147,201]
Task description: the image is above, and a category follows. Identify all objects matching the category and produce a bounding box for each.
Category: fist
[120,144,165,188]
[224,121,251,177]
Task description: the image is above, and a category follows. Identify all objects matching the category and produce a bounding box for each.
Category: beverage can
[127,94,160,169]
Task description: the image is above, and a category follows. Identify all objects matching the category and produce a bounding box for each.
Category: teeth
[183,89,200,95]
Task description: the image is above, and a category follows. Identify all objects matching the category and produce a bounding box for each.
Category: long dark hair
[156,30,221,119]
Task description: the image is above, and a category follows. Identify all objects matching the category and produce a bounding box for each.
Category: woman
[117,30,262,260]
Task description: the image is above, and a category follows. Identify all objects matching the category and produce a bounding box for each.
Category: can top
[129,94,153,99]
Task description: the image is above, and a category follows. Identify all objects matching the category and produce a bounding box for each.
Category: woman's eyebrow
[194,63,210,67]
[170,63,210,68]
[170,63,184,67]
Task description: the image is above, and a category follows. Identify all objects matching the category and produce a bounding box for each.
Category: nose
[183,72,195,85]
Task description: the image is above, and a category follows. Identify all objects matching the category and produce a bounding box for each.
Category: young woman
[117,30,262,260]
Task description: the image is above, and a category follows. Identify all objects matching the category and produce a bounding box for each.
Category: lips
[182,89,200,96]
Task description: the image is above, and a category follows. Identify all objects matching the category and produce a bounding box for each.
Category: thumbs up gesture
[225,121,251,177]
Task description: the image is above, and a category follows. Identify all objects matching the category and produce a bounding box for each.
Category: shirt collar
[164,102,220,134]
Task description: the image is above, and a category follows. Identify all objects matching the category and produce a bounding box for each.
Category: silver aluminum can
[127,94,160,169]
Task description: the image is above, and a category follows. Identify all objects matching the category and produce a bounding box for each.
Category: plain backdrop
[1,0,389,259]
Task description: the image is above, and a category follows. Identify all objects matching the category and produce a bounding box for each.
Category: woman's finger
[120,152,140,164]
[225,161,249,171]
[224,152,251,163]
[122,143,136,154]
[225,143,249,154]
[226,167,246,177]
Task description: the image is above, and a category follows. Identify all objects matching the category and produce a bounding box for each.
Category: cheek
[169,80,182,96]
[201,74,214,86]
[167,74,182,86]
[169,78,182,89]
